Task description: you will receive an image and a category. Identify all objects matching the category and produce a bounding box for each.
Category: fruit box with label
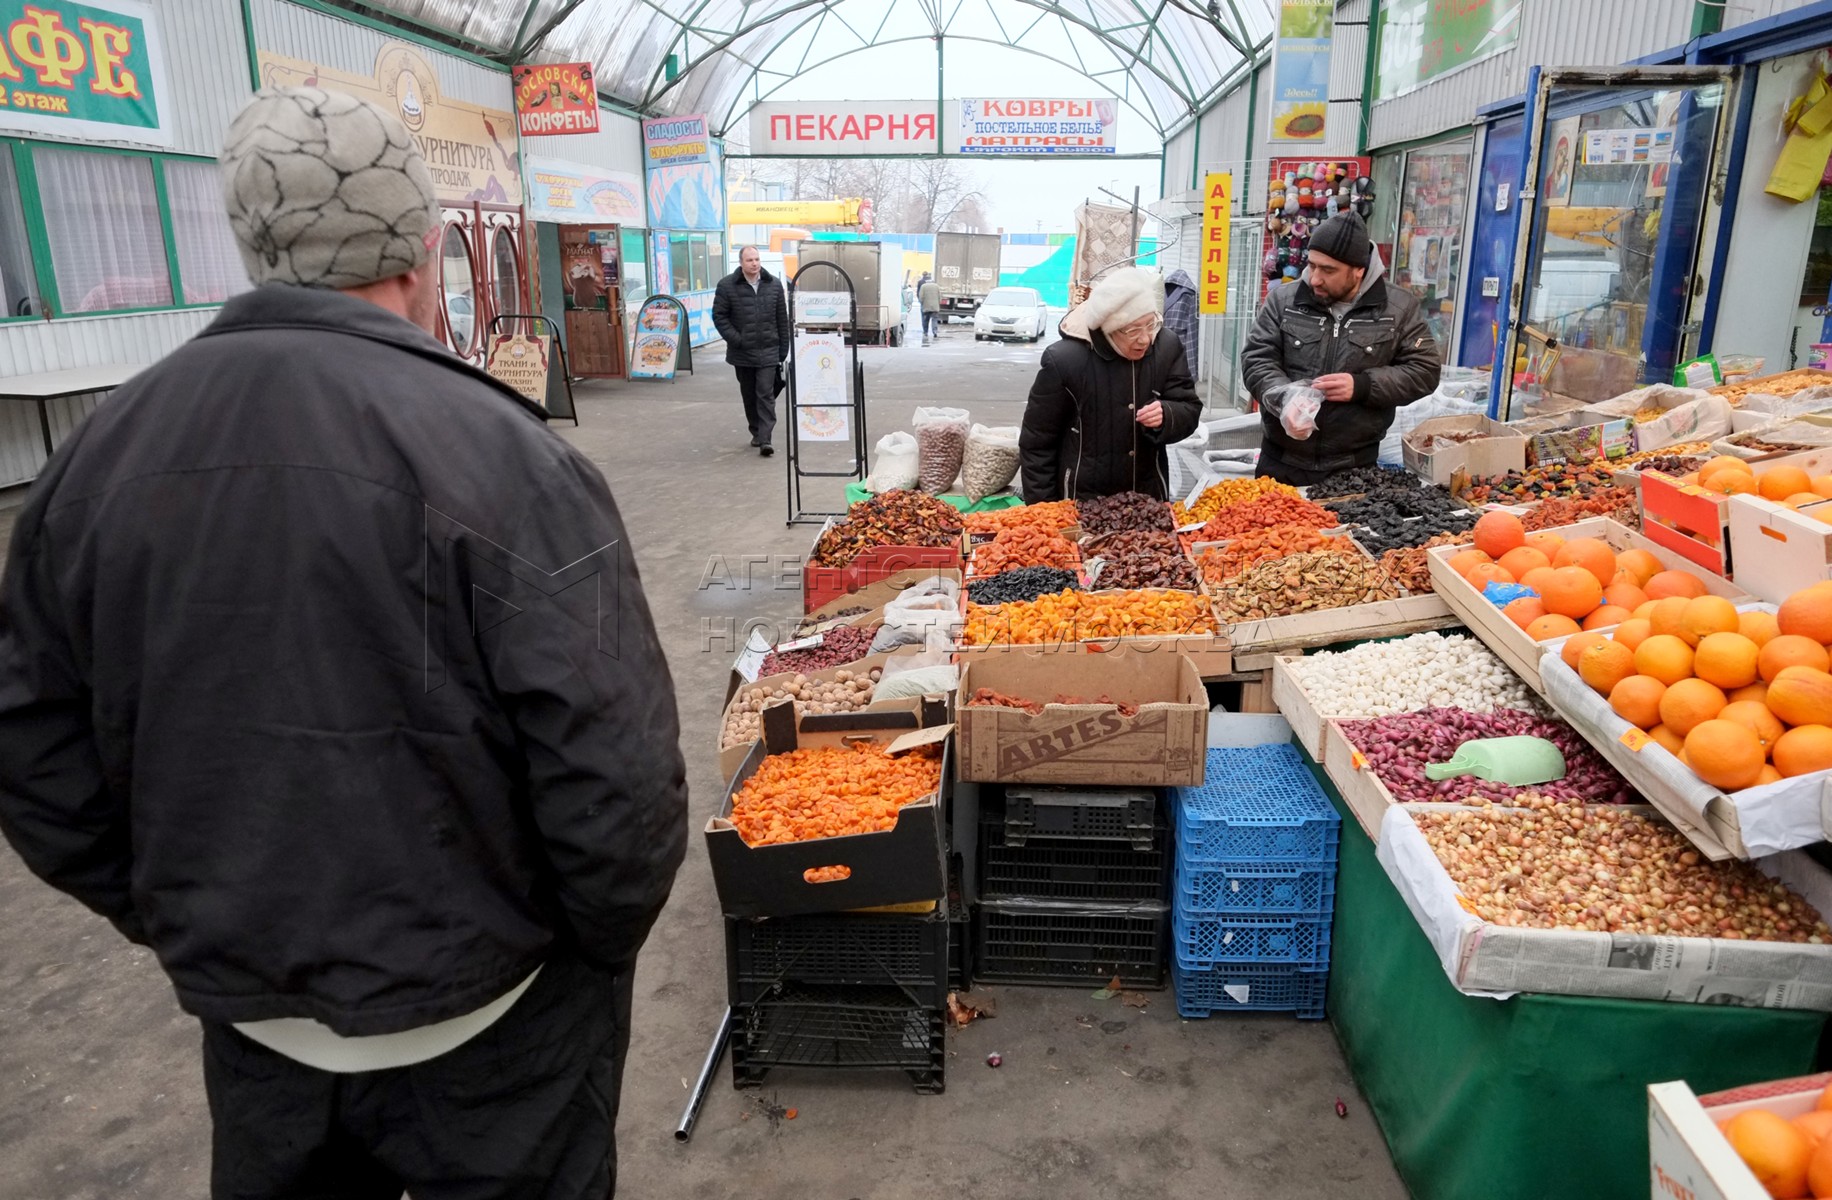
[1401,415,1529,486]
[1649,1074,1832,1200]
[955,646,1207,785]
[1518,410,1636,466]
[1641,449,1832,575]
[1377,804,1832,1009]
[706,699,952,918]
[1726,494,1832,604]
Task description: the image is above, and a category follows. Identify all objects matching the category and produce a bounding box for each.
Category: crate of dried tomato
[707,698,952,917]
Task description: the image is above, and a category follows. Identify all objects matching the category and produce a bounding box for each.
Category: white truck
[934,231,1001,321]
[793,240,907,346]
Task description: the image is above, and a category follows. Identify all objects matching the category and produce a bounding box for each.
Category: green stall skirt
[843,482,1023,513]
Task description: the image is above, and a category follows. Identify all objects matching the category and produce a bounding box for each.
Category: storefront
[644,120,726,347]
[1373,137,1474,358]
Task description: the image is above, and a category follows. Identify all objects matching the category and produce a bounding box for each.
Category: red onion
[1337,707,1637,807]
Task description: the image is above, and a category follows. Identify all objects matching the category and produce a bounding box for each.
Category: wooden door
[558,224,625,377]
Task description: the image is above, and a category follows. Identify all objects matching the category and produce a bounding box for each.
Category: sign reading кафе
[0,0,169,146]
[1375,0,1522,100]
[258,42,521,205]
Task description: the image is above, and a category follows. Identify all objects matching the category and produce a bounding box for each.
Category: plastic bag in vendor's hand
[1269,380,1324,441]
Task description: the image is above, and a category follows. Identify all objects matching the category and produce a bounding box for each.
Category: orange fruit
[1659,677,1728,737]
[1731,681,1772,706]
[1759,763,1785,785]
[1760,635,1832,682]
[1698,455,1755,483]
[1609,675,1667,729]
[1635,634,1696,686]
[1646,569,1709,600]
[1767,666,1832,727]
[1684,719,1766,791]
[1578,640,1637,695]
[1681,595,1740,644]
[1722,1109,1811,1200]
[1706,470,1759,496]
[1650,596,1694,640]
[1719,700,1786,752]
[1503,596,1547,630]
[1795,1111,1832,1150]
[1519,565,1558,596]
[1615,548,1664,587]
[1632,600,1659,621]
[1739,610,1782,647]
[1541,566,1604,619]
[1582,605,1633,631]
[1525,531,1565,559]
[1448,549,1492,580]
[1526,614,1582,642]
[1613,618,1653,651]
[1554,537,1618,587]
[1603,582,1648,611]
[1774,724,1832,778]
[1761,465,1814,501]
[1785,493,1825,509]
[1466,562,1516,592]
[1473,511,1526,559]
[1497,546,1552,580]
[1813,474,1832,499]
[1649,723,1686,754]
[1694,632,1761,690]
[1561,630,1610,672]
[1816,1081,1832,1113]
[1778,582,1832,643]
[1810,1132,1832,1200]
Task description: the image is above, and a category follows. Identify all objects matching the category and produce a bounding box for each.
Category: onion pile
[1337,707,1636,807]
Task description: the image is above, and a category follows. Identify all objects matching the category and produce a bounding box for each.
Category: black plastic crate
[978,813,1170,903]
[726,911,949,1010]
[948,888,973,992]
[1003,785,1156,849]
[972,899,1168,989]
[730,985,946,1094]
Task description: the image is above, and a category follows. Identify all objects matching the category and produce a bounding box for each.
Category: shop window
[1393,140,1473,354]
[35,147,171,313]
[620,228,649,307]
[165,160,251,306]
[440,225,477,355]
[670,235,691,295]
[0,152,39,318]
[690,236,711,291]
[1798,189,1832,307]
[490,226,521,320]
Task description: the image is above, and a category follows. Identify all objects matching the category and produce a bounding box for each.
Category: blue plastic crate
[1174,745,1339,863]
[1173,908,1332,966]
[1176,858,1337,917]
[1173,960,1328,1019]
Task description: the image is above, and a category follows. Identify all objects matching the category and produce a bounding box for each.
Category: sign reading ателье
[0,0,169,147]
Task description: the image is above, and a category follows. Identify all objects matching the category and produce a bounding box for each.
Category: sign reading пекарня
[744,98,1122,157]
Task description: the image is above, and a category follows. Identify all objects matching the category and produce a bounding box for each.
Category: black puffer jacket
[1019,313,1203,502]
[0,287,688,1036]
[1242,261,1440,483]
[712,267,791,368]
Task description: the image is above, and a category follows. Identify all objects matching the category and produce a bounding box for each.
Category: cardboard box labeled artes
[956,648,1207,785]
[706,699,951,918]
[1649,1074,1832,1200]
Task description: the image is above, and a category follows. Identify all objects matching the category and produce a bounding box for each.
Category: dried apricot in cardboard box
[955,647,1207,785]
[705,699,951,918]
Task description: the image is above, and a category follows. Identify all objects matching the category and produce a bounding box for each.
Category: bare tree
[905,157,984,232]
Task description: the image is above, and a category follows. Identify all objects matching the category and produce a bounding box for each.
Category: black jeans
[735,365,777,446]
[200,955,633,1200]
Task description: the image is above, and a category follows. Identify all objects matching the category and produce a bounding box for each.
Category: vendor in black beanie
[1241,210,1442,486]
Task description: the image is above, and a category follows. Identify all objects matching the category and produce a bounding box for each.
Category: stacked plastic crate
[972,785,1172,988]
[1172,744,1341,1018]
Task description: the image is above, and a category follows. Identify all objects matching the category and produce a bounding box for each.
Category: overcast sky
[721,37,1167,234]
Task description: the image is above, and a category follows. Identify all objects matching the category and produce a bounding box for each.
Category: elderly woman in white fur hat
[1018,266,1202,503]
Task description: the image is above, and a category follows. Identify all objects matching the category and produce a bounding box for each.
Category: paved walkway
[0,323,1405,1200]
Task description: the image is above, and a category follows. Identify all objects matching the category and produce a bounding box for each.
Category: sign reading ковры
[954,98,1117,155]
[0,0,168,146]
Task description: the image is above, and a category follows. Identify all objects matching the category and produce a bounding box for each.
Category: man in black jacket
[1242,211,1441,485]
[712,245,791,456]
[0,87,687,1199]
[1020,267,1203,502]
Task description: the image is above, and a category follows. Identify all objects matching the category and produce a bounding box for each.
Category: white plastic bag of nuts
[961,424,1021,502]
[913,405,971,494]
[867,431,920,492]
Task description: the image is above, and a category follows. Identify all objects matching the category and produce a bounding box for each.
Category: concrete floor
[0,317,1406,1200]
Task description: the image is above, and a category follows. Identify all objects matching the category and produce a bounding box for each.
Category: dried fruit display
[965,688,1142,718]
[1623,441,1710,464]
[1284,632,1541,717]
[722,669,883,749]
[1378,530,1474,594]
[1336,707,1634,807]
[963,500,1078,538]
[1210,550,1398,621]
[971,527,1080,575]
[809,490,963,569]
[1173,477,1298,525]
[1079,491,1177,537]
[1191,493,1336,541]
[1325,487,1477,556]
[1196,524,1360,585]
[966,566,1080,606]
[1624,454,1704,476]
[1306,465,1417,500]
[793,606,868,636]
[1457,462,1623,505]
[757,624,880,677]
[1521,492,1639,531]
[1415,804,1830,940]
[729,743,943,846]
[960,589,1218,646]
[1084,530,1200,591]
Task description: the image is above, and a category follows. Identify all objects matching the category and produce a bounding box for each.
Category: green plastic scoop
[1424,736,1568,786]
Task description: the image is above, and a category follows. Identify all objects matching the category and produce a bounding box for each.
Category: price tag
[775,633,825,654]
[1619,728,1652,752]
[1351,749,1368,770]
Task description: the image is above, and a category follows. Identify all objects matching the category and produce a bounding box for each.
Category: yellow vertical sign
[1199,172,1232,314]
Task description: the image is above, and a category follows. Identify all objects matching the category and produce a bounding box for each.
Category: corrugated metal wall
[1330,0,1371,154]
[523,109,644,175]
[249,0,514,110]
[1163,124,1197,195]
[1722,0,1815,28]
[1366,0,1697,148]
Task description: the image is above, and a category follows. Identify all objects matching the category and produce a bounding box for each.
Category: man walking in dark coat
[0,87,687,1199]
[1242,211,1440,485]
[712,245,792,456]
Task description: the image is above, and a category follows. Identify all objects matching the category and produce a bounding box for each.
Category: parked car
[974,286,1050,343]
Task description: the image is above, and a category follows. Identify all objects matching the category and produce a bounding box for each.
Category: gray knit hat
[1308,210,1371,270]
[220,87,439,289]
